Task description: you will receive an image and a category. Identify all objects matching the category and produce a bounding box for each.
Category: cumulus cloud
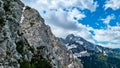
[101,14,115,25]
[94,28,120,42]
[104,0,120,10]
[21,0,98,13]
[36,0,98,12]
[98,42,120,48]
[68,8,86,21]
[43,8,86,30]
[93,25,120,48]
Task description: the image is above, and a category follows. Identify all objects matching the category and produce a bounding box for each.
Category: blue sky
[79,0,120,29]
[21,0,120,48]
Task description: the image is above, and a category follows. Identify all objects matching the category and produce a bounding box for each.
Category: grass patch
[20,55,52,68]
[37,46,47,50]
[30,22,34,27]
[0,18,4,26]
[28,46,34,53]
[16,40,24,55]
[25,6,31,10]
[20,60,36,68]
[96,54,108,62]
[3,3,10,12]
[31,55,52,68]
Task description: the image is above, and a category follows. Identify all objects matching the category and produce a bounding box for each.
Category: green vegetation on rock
[25,6,31,10]
[0,18,4,26]
[17,43,51,68]
[20,55,52,68]
[20,60,32,68]
[31,55,52,68]
[30,22,34,27]
[16,40,24,55]
[97,54,108,62]
[4,5,10,11]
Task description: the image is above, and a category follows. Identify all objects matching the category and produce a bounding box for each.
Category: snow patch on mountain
[76,41,84,45]
[66,44,77,50]
[20,7,25,23]
[74,51,90,57]
[97,46,102,52]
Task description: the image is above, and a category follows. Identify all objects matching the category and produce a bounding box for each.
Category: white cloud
[22,0,98,12]
[104,0,120,10]
[68,8,86,21]
[93,25,120,48]
[75,0,98,12]
[98,42,120,48]
[94,28,119,42]
[101,14,115,24]
[43,8,86,30]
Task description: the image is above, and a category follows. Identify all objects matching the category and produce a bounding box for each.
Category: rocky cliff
[0,0,83,68]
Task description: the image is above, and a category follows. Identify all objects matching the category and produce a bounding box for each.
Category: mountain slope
[0,0,83,68]
[58,34,120,68]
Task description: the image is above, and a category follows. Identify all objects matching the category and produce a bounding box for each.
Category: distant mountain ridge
[58,34,120,68]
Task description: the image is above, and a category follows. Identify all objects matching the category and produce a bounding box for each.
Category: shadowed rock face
[0,0,83,68]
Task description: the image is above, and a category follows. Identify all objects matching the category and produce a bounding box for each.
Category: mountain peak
[65,34,85,42]
[66,34,75,39]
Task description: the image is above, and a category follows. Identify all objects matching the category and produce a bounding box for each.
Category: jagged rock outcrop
[0,0,83,68]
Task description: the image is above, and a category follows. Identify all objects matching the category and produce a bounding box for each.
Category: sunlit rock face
[0,0,83,68]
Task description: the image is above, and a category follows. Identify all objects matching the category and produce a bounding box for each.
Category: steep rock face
[0,0,83,68]
[0,0,26,68]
